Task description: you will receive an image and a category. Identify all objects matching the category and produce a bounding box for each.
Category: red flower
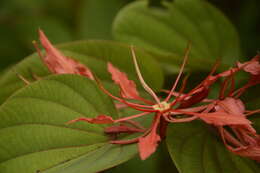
[36,31,260,162]
[68,45,192,160]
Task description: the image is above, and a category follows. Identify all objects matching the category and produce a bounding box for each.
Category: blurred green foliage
[209,0,260,58]
[0,0,259,70]
[0,0,132,69]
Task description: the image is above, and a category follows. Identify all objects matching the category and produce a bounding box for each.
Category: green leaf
[42,144,137,173]
[113,0,241,71]
[166,121,259,173]
[0,75,138,173]
[0,40,163,105]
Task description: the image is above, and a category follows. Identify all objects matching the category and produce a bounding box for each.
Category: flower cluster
[35,30,260,161]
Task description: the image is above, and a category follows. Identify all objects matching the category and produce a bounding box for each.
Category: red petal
[193,111,251,126]
[107,62,141,100]
[243,61,260,75]
[67,115,114,124]
[105,125,144,134]
[216,97,245,115]
[237,56,260,75]
[38,30,94,79]
[138,131,161,160]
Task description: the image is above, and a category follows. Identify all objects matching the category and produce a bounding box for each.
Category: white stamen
[131,46,161,104]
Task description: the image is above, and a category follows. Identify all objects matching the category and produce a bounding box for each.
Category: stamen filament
[245,109,260,116]
[165,43,191,102]
[164,115,197,123]
[115,112,150,123]
[219,127,243,148]
[119,98,157,113]
[118,90,154,109]
[131,46,161,104]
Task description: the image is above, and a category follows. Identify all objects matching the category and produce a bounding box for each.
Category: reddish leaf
[107,62,141,100]
[67,115,114,124]
[138,130,161,160]
[39,30,94,79]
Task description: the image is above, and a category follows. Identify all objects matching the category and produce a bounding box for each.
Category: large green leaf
[0,40,163,104]
[0,75,139,173]
[113,0,241,71]
[166,121,259,173]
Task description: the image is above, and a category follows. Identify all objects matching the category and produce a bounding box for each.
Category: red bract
[36,30,94,79]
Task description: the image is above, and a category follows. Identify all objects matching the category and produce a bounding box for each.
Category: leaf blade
[0,75,140,173]
[113,0,241,71]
